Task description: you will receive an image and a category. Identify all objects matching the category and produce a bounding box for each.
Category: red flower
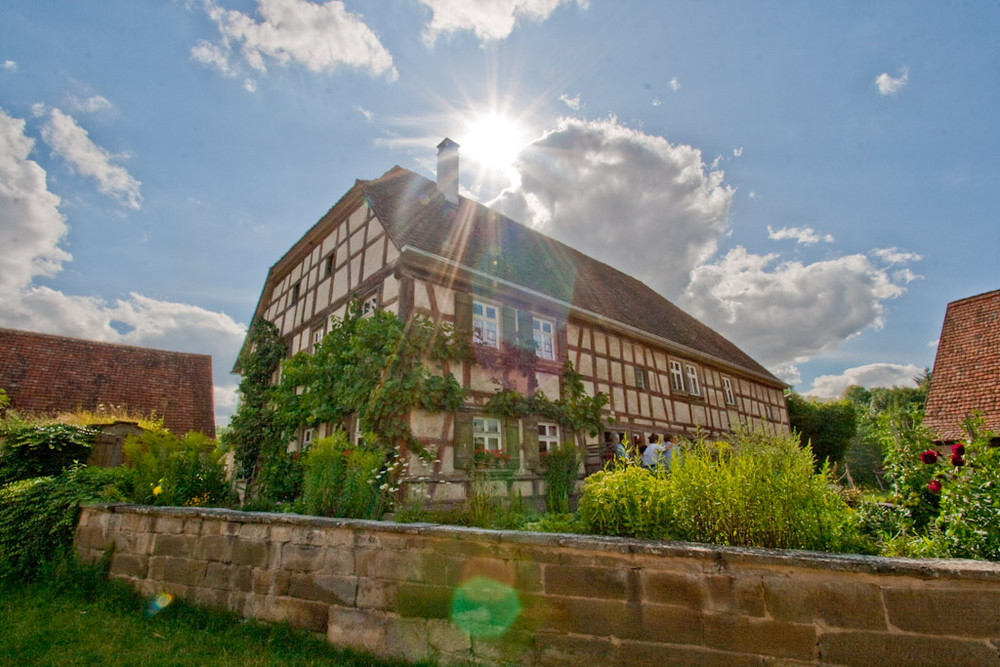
[951,453,965,467]
[952,443,965,457]
[927,479,943,494]
[920,450,939,465]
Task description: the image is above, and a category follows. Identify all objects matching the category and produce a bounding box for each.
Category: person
[642,434,666,469]
[614,432,629,461]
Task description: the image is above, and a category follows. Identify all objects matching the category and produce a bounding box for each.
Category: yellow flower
[152,485,162,496]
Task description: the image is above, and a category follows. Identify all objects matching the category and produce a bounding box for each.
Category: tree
[786,393,857,467]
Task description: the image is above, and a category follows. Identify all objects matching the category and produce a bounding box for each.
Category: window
[722,376,736,405]
[634,366,645,389]
[764,404,773,420]
[324,255,334,278]
[533,316,556,360]
[685,364,701,397]
[290,281,301,305]
[473,416,503,451]
[302,427,314,448]
[361,293,379,317]
[537,422,560,454]
[472,301,500,348]
[312,327,324,352]
[669,360,685,392]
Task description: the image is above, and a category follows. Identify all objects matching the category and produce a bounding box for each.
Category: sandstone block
[544,564,629,600]
[231,538,269,568]
[764,577,886,630]
[287,572,357,606]
[328,607,389,655]
[109,553,148,579]
[884,587,1000,637]
[356,578,398,610]
[152,516,184,534]
[617,640,766,667]
[282,543,326,571]
[820,629,1000,666]
[701,613,817,661]
[151,533,196,559]
[194,534,234,562]
[396,582,453,619]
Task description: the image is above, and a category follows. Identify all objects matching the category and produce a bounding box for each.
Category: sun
[462,113,526,174]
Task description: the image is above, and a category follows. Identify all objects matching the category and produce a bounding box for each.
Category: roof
[0,327,216,436]
[924,289,1000,441]
[360,166,782,385]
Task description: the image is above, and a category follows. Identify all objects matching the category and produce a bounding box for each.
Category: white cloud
[492,115,733,297]
[356,105,374,122]
[68,95,113,114]
[732,146,743,157]
[194,0,397,82]
[873,246,922,265]
[419,0,587,44]
[680,248,906,369]
[39,108,142,209]
[2,60,16,72]
[0,107,72,292]
[668,77,680,91]
[559,93,581,110]
[876,66,909,96]
[767,224,834,245]
[651,97,661,107]
[804,362,923,399]
[0,107,245,426]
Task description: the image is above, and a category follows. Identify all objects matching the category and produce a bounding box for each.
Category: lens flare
[450,576,521,637]
[146,591,174,617]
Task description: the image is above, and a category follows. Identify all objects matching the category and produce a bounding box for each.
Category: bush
[0,424,96,486]
[300,432,398,519]
[0,465,131,583]
[577,462,672,539]
[540,442,580,514]
[122,431,231,507]
[670,426,867,552]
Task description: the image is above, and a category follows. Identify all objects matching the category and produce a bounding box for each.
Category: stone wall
[75,504,1000,666]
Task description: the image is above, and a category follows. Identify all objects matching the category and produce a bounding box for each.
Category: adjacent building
[0,327,216,437]
[241,140,788,502]
[924,288,1000,442]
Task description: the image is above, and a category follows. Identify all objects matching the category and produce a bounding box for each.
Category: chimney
[436,138,460,204]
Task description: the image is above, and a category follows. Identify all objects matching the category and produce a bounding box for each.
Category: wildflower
[927,479,943,494]
[152,484,163,496]
[920,450,939,465]
[952,443,965,457]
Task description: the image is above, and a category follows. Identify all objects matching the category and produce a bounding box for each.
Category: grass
[0,560,427,667]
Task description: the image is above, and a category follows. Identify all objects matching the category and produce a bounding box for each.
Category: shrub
[0,423,96,486]
[669,426,867,553]
[122,431,231,507]
[300,432,398,519]
[577,462,672,539]
[0,465,131,583]
[540,441,580,514]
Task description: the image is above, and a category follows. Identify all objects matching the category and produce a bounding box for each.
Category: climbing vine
[274,301,468,459]
[223,318,286,492]
[484,359,608,438]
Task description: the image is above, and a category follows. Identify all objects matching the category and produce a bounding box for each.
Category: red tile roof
[0,327,215,437]
[923,289,1000,441]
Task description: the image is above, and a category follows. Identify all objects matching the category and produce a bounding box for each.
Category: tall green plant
[122,431,230,507]
[577,462,672,539]
[224,318,286,492]
[541,441,579,514]
[300,432,399,519]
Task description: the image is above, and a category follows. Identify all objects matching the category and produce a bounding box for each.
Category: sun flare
[463,113,526,173]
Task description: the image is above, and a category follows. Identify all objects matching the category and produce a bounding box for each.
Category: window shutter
[504,417,521,469]
[454,411,473,470]
[501,305,517,347]
[517,309,534,350]
[522,416,540,471]
[454,291,473,338]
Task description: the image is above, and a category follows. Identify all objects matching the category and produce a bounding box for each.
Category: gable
[0,327,216,436]
[924,289,1000,440]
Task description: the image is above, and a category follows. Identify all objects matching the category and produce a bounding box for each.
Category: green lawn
[0,565,426,667]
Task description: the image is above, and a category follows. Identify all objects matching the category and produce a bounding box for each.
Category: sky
[2,1,998,427]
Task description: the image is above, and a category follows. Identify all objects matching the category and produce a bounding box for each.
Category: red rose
[952,443,965,457]
[927,479,943,493]
[920,450,939,465]
[951,453,965,467]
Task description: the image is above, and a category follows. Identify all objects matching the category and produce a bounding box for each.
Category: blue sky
[2,1,997,426]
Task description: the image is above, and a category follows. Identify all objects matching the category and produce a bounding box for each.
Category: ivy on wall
[273,301,468,458]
